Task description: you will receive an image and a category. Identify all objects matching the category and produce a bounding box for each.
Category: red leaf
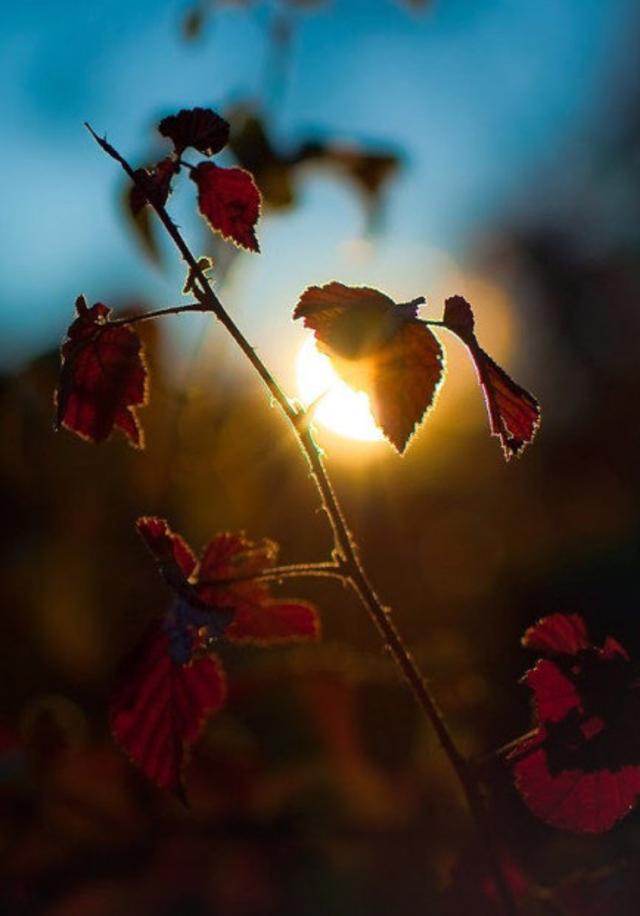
[293,282,443,452]
[512,730,640,833]
[135,522,320,646]
[136,516,197,579]
[55,296,148,447]
[197,532,320,644]
[192,162,261,252]
[109,623,227,794]
[129,157,179,214]
[112,523,319,791]
[522,612,590,655]
[135,518,233,646]
[199,531,277,581]
[522,658,580,725]
[227,601,319,644]
[510,613,640,832]
[442,295,540,459]
[159,107,230,156]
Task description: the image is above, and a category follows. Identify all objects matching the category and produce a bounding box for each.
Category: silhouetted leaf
[137,516,197,579]
[159,107,230,157]
[294,281,443,452]
[129,157,179,214]
[443,295,540,459]
[192,162,262,252]
[55,296,148,448]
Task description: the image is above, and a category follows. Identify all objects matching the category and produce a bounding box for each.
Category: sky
[0,0,635,369]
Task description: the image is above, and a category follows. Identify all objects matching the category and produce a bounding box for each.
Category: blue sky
[0,0,634,368]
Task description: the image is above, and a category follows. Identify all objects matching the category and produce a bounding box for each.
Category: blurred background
[3,0,640,912]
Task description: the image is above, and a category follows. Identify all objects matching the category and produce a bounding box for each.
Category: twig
[87,123,518,916]
[200,561,344,587]
[107,302,205,326]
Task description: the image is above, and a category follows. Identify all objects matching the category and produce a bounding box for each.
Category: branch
[200,561,344,587]
[88,124,518,916]
[107,302,207,327]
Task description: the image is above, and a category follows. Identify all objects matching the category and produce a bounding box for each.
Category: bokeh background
[3,0,640,912]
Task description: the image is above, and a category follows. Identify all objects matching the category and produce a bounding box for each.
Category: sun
[295,336,384,443]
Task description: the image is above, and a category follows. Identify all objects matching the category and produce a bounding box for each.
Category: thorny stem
[88,123,518,916]
[200,561,344,587]
[108,302,205,326]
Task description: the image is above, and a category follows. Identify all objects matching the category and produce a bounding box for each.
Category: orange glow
[296,336,384,443]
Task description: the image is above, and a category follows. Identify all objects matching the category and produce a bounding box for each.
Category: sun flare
[296,337,384,443]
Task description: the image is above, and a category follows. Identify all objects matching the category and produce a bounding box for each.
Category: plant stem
[200,561,344,587]
[474,730,539,766]
[108,302,205,326]
[88,124,518,915]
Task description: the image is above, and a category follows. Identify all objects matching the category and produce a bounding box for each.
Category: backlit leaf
[443,295,540,459]
[55,296,148,448]
[136,517,232,645]
[137,516,197,579]
[110,623,227,795]
[111,520,320,793]
[294,281,443,452]
[510,613,640,832]
[197,532,319,644]
[192,162,261,252]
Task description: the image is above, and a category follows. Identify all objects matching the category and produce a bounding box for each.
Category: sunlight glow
[296,336,384,443]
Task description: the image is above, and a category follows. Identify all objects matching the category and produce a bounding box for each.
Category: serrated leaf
[110,623,227,795]
[54,296,148,448]
[294,281,443,452]
[197,532,319,644]
[510,613,640,832]
[159,107,230,157]
[192,162,261,252]
[442,295,540,459]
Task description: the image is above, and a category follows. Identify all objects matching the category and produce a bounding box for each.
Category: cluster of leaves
[54,106,541,815]
[510,613,640,832]
[128,105,401,265]
[130,106,262,252]
[54,284,539,457]
[110,517,318,795]
[56,121,540,456]
[294,283,540,456]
